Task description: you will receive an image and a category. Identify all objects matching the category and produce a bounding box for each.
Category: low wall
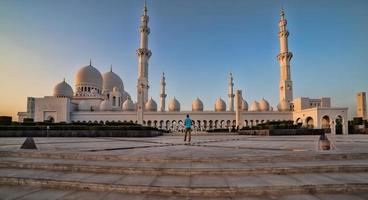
[0,130,163,137]
[238,129,324,136]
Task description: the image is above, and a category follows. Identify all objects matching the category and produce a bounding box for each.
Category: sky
[0,0,368,120]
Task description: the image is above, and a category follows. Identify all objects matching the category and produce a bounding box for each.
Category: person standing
[184,114,192,142]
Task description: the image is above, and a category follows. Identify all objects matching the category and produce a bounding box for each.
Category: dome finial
[63,77,65,82]
[110,64,112,72]
[89,58,92,66]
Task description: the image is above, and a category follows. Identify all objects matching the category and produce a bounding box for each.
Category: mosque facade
[18,4,348,134]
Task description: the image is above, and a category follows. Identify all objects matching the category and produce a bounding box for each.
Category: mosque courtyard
[0,134,368,199]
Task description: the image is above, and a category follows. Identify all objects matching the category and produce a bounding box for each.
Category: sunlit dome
[192,97,204,111]
[259,98,270,111]
[249,100,260,112]
[122,97,135,111]
[168,97,181,112]
[75,62,103,91]
[53,79,73,98]
[214,98,226,112]
[145,97,157,111]
[241,99,248,111]
[102,67,124,93]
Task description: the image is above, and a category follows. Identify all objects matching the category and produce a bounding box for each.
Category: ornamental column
[159,72,167,112]
[136,2,152,124]
[235,90,243,129]
[277,8,293,103]
[228,73,234,111]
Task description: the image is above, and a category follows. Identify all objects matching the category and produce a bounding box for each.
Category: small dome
[53,79,73,98]
[277,99,291,112]
[102,69,124,93]
[259,98,270,111]
[192,97,204,111]
[75,64,103,89]
[78,100,91,111]
[168,97,181,112]
[249,101,260,112]
[100,99,113,111]
[241,99,248,111]
[145,97,157,111]
[122,97,135,111]
[214,98,226,112]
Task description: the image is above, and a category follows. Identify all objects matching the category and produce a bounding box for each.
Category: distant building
[17,5,348,134]
[356,92,367,119]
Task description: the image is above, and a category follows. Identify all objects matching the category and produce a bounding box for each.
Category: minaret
[277,8,293,103]
[159,72,167,112]
[228,73,234,111]
[136,2,152,124]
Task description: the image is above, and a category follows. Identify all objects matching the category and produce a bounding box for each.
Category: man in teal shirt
[184,114,192,142]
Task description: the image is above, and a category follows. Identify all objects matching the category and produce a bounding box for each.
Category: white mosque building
[18,5,348,134]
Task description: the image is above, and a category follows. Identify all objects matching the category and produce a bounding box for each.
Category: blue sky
[0,0,367,119]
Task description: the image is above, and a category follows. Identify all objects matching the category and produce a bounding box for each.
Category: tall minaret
[136,2,152,124]
[228,72,234,111]
[159,72,167,112]
[277,8,293,103]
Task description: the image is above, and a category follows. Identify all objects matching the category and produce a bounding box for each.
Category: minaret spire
[228,72,234,111]
[159,72,167,112]
[136,2,152,124]
[277,8,293,103]
[144,1,148,16]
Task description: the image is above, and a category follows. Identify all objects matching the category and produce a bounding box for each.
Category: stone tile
[151,175,190,187]
[17,188,72,200]
[314,194,366,200]
[0,168,45,179]
[273,194,321,200]
[232,196,271,200]
[114,174,157,186]
[225,175,268,187]
[0,185,42,200]
[258,174,302,186]
[59,190,109,200]
[190,175,228,187]
[143,195,188,200]
[80,173,124,184]
[290,173,343,185]
[104,193,146,200]
[53,171,95,182]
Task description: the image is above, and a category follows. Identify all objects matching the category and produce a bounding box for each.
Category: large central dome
[75,63,103,90]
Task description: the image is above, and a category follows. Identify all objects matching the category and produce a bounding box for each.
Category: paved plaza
[0,134,368,199]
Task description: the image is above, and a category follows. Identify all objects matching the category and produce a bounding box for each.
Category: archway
[321,116,330,129]
[46,116,54,123]
[335,115,343,135]
[305,117,314,129]
[220,120,225,128]
[209,120,213,129]
[296,118,303,128]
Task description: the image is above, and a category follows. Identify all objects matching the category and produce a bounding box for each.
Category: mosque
[17,4,348,134]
